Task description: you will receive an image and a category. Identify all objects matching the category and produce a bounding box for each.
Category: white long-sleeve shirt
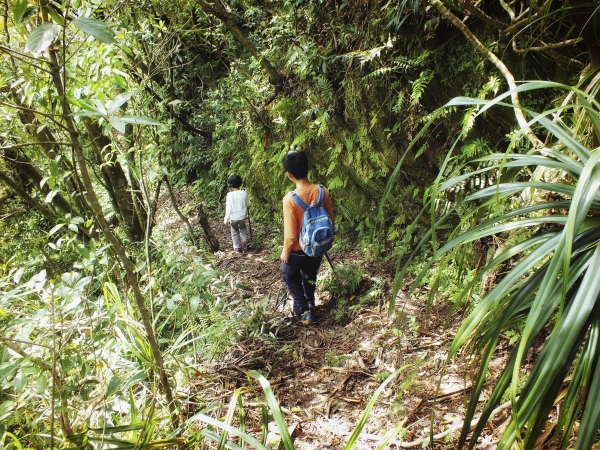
[224,190,250,223]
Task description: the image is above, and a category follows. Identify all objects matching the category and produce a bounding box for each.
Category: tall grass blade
[575,319,600,450]
[248,371,294,450]
[218,388,242,450]
[186,413,267,450]
[201,430,245,450]
[344,365,409,449]
[556,317,599,450]
[260,405,268,446]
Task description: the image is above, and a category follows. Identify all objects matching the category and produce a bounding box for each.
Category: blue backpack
[289,185,335,257]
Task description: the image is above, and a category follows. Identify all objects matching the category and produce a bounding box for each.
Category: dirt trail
[194,214,512,450]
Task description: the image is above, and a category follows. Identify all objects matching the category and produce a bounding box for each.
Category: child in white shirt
[223,175,250,252]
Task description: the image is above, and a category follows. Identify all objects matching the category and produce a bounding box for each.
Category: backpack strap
[316,185,325,207]
[288,185,325,210]
[288,191,308,210]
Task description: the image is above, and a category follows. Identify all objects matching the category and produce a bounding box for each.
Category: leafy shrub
[318,262,364,321]
[318,262,363,298]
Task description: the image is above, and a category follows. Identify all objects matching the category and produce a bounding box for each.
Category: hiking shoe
[307,302,316,313]
[299,311,315,325]
[285,315,301,325]
[234,248,242,253]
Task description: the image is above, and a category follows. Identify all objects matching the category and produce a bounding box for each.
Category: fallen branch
[164,176,198,246]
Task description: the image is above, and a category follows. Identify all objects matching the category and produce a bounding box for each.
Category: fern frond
[410,70,434,107]
[414,142,429,159]
[392,92,406,113]
[363,66,395,80]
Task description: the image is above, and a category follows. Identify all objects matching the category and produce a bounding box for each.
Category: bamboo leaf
[14,0,36,27]
[109,117,127,134]
[108,92,133,115]
[71,17,117,44]
[120,116,162,126]
[25,22,60,55]
[218,388,242,450]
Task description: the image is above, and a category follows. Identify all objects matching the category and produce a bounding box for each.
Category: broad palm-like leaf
[391,82,600,449]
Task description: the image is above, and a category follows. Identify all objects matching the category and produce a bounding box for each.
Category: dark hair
[282,151,309,179]
[227,174,242,188]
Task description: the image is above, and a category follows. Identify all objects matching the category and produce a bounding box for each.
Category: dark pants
[282,251,323,316]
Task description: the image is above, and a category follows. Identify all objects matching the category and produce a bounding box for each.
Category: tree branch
[524,38,583,51]
[458,1,506,30]
[173,112,212,139]
[164,176,198,246]
[0,169,59,221]
[499,0,517,20]
[0,45,53,73]
[0,142,74,151]
[512,37,585,69]
[430,0,543,149]
[0,101,70,131]
[0,337,54,365]
[501,3,549,39]
[195,0,282,88]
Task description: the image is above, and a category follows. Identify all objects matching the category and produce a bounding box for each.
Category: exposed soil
[166,192,517,449]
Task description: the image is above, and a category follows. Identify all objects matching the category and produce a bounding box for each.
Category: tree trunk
[0,169,59,222]
[83,118,145,242]
[3,147,75,216]
[39,0,179,427]
[197,201,220,252]
[195,0,282,88]
[125,123,148,233]
[164,176,198,246]
[14,101,94,218]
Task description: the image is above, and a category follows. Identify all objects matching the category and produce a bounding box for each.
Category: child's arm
[280,196,297,263]
[224,193,231,224]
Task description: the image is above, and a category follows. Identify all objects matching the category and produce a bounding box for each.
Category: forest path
[178,199,511,449]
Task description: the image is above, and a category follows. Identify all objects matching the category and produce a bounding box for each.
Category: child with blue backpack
[280,151,335,325]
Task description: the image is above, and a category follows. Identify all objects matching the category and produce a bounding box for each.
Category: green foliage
[318,262,363,322]
[359,276,386,307]
[0,230,259,446]
[375,370,391,383]
[394,82,600,450]
[319,263,364,298]
[325,350,349,367]
[3,0,598,446]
